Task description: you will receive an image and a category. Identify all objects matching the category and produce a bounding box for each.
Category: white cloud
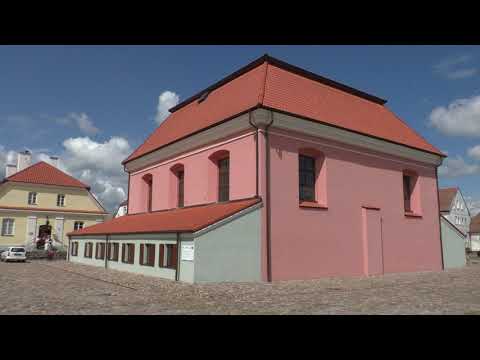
[438,155,480,178]
[56,113,100,136]
[468,145,480,160]
[60,137,131,212]
[428,95,480,137]
[155,91,179,125]
[434,55,478,80]
[447,68,478,80]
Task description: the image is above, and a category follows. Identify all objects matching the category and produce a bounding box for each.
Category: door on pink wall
[362,207,384,276]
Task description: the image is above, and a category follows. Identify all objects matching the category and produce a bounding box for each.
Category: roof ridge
[168,54,387,115]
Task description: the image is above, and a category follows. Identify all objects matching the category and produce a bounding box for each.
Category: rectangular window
[74,221,84,231]
[299,155,316,202]
[70,242,78,256]
[28,192,37,205]
[218,158,229,202]
[57,194,65,207]
[84,242,93,258]
[178,171,184,208]
[95,243,105,260]
[108,243,119,261]
[403,175,412,212]
[159,244,178,269]
[140,244,155,267]
[122,243,135,264]
[1,218,15,236]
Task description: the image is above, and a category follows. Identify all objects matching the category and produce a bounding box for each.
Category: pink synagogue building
[68,55,446,283]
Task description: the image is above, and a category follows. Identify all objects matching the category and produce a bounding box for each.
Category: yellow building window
[1,219,15,236]
[28,192,37,205]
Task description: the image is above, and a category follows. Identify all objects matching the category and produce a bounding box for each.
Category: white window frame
[1,218,15,236]
[57,194,66,207]
[28,192,37,205]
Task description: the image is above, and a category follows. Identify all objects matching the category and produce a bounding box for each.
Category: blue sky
[1,45,480,212]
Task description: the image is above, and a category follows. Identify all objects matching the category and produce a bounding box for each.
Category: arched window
[298,148,327,205]
[170,164,185,208]
[209,150,230,202]
[142,173,153,212]
[403,170,421,215]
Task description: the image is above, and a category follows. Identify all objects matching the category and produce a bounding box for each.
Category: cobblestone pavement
[1,257,480,314]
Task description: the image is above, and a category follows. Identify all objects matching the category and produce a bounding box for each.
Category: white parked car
[0,247,27,262]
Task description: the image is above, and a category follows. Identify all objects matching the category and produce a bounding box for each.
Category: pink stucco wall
[127,122,442,282]
[266,128,442,281]
[128,132,257,214]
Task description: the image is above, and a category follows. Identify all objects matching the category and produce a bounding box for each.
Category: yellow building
[0,151,109,248]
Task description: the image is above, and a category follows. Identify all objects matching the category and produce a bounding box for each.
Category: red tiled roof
[439,188,458,212]
[68,197,261,236]
[3,161,89,189]
[123,54,444,164]
[0,205,108,215]
[471,214,480,234]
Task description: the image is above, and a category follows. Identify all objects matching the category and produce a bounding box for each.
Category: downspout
[264,111,274,282]
[175,232,180,281]
[248,111,260,198]
[435,167,445,270]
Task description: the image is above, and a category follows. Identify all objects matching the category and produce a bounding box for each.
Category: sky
[1,45,480,213]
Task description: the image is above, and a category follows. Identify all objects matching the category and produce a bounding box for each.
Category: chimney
[5,164,17,177]
[49,156,59,168]
[17,150,32,172]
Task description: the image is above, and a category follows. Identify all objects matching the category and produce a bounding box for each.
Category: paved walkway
[1,258,480,314]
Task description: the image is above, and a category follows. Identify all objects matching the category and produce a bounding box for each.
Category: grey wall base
[441,216,467,269]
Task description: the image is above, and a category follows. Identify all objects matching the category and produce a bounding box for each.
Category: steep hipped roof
[123,54,444,165]
[2,161,90,189]
[471,213,480,234]
[68,197,261,236]
[439,187,458,212]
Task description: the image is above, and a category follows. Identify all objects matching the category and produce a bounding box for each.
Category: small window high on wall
[218,157,230,202]
[403,175,412,212]
[142,174,153,212]
[403,170,421,215]
[299,155,316,202]
[208,150,230,203]
[170,164,185,208]
[298,148,327,207]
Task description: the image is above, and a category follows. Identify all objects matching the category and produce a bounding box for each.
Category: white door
[26,216,37,246]
[55,218,64,244]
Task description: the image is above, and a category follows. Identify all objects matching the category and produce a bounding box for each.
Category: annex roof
[68,197,261,236]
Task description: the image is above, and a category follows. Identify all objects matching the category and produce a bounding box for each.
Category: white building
[470,214,480,255]
[115,200,128,218]
[439,187,471,249]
